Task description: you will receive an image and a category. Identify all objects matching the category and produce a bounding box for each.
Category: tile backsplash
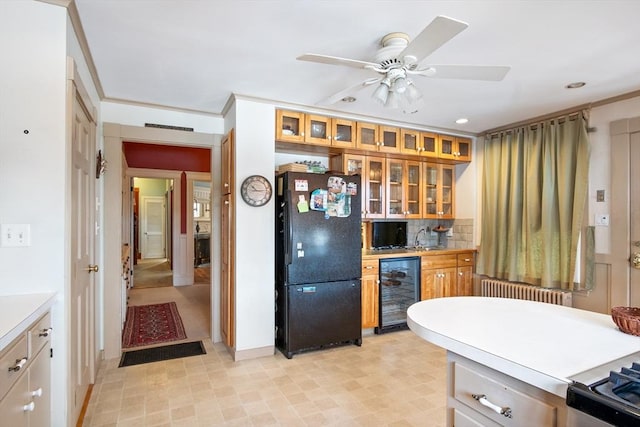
[406,218,474,249]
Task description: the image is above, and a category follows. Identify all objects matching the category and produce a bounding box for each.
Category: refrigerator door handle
[284,190,293,266]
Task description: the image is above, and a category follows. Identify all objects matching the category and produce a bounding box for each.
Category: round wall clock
[240,175,272,207]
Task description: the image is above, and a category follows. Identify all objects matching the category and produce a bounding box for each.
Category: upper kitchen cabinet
[420,132,440,159]
[364,157,386,219]
[276,110,356,148]
[356,122,400,154]
[386,159,422,219]
[424,163,455,219]
[305,114,356,148]
[276,110,306,143]
[439,135,472,162]
[400,128,421,156]
[330,117,356,148]
[401,130,440,159]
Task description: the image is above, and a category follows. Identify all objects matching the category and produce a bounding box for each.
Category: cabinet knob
[23,402,36,412]
[224,182,229,188]
[365,266,374,270]
[39,327,52,337]
[459,272,463,276]
[31,387,43,397]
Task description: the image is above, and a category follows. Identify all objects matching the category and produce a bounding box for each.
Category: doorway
[133,177,173,288]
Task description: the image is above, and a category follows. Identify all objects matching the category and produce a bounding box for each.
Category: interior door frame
[127,169,181,281]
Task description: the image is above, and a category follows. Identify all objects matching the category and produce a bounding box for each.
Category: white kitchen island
[407,297,640,427]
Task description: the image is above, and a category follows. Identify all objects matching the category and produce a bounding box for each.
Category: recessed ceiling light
[565,82,586,89]
[341,96,356,103]
[456,118,469,124]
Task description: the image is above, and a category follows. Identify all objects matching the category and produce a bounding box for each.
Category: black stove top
[567,360,640,426]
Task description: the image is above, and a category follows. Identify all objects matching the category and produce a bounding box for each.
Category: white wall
[232,99,276,353]
[0,2,75,426]
[102,101,224,134]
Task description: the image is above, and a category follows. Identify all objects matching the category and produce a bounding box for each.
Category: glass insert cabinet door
[365,157,385,218]
[386,159,404,217]
[424,163,454,219]
[406,162,421,217]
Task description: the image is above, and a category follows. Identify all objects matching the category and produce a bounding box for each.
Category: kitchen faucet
[414,227,428,247]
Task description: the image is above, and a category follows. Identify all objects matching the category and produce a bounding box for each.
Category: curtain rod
[482,104,591,136]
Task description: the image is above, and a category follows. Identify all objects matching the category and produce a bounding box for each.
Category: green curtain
[477,113,590,290]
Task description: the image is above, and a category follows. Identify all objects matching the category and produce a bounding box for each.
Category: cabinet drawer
[28,313,52,357]
[453,362,557,427]
[0,335,28,400]
[362,258,379,274]
[457,252,475,267]
[421,254,457,269]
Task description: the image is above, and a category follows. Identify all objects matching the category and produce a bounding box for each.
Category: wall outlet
[595,214,610,226]
[0,224,31,247]
[446,228,454,237]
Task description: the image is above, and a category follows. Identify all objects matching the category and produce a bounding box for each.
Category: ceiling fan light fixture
[386,89,400,109]
[372,78,391,104]
[405,80,422,103]
[393,76,408,94]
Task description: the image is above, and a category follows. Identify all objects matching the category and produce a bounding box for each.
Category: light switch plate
[0,224,31,247]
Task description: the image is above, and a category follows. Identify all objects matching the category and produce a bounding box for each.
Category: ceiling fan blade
[419,65,510,81]
[316,78,381,106]
[297,54,379,70]
[400,16,468,64]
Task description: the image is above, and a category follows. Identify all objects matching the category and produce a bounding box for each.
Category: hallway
[128,258,211,348]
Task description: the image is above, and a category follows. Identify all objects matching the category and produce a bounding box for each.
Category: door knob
[86,264,99,273]
[631,253,640,269]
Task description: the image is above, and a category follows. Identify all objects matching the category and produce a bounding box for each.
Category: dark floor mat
[119,341,206,367]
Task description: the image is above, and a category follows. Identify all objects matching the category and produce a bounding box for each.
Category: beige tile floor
[84,262,447,426]
[83,330,447,426]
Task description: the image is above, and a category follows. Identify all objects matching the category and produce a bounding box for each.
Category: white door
[70,91,95,421]
[142,196,165,258]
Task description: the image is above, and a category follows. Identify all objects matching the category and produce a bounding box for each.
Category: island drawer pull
[472,393,512,418]
[8,357,28,372]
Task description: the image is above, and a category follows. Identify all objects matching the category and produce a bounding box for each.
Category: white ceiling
[74,0,640,134]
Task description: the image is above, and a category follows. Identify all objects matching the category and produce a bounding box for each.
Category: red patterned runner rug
[122,302,187,348]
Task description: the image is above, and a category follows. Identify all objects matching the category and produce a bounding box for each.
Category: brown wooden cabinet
[421,252,475,300]
[421,254,458,300]
[361,258,380,328]
[440,135,472,162]
[364,156,386,219]
[386,159,422,219]
[276,110,306,143]
[277,110,356,148]
[424,163,455,219]
[456,252,475,296]
[356,122,400,153]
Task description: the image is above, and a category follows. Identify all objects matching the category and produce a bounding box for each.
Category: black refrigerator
[275,171,362,358]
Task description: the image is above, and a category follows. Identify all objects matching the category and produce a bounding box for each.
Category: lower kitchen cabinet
[0,312,52,427]
[421,254,458,300]
[361,259,379,328]
[448,353,567,426]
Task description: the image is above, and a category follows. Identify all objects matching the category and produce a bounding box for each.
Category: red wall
[124,142,211,233]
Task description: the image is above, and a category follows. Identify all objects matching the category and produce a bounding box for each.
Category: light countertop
[407,297,640,397]
[0,293,56,351]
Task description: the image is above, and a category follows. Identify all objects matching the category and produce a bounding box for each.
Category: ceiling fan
[297,15,510,113]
